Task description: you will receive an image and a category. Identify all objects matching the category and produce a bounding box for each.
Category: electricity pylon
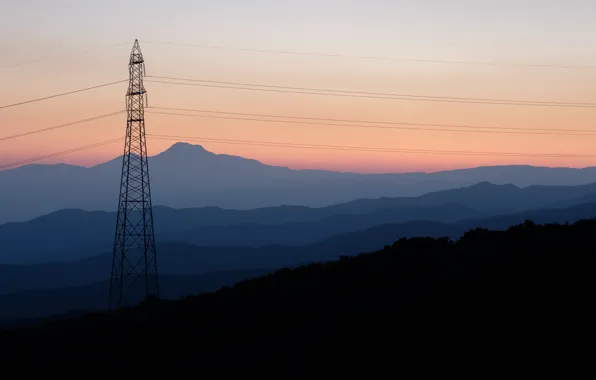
[108,39,159,309]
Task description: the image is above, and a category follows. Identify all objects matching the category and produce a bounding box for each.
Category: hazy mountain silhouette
[0,226,451,295]
[0,203,482,264]
[4,180,596,264]
[4,142,596,223]
[3,201,596,297]
[332,180,596,212]
[0,222,462,320]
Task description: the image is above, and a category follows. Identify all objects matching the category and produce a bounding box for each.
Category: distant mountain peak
[472,181,518,189]
[165,142,208,153]
[155,142,212,159]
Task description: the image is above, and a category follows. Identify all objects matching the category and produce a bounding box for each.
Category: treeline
[1,220,594,372]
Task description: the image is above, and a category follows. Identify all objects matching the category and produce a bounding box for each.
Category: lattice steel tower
[109,39,159,309]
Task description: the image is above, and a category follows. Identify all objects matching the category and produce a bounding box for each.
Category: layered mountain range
[3,180,596,321]
[3,142,596,321]
[3,142,596,223]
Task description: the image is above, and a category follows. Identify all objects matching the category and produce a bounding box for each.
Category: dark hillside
[2,220,594,371]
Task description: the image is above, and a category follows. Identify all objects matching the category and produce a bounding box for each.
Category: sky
[1,0,596,173]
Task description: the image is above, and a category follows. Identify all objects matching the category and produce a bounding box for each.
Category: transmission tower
[109,39,159,309]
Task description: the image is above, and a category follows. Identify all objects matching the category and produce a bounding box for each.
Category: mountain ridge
[3,200,596,296]
[4,180,596,264]
[4,142,596,223]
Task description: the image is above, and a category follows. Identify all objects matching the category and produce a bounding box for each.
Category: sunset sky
[1,0,596,173]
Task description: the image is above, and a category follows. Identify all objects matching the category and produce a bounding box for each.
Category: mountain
[4,201,596,296]
[4,180,596,264]
[0,223,455,295]
[0,202,482,264]
[4,142,596,223]
[2,201,596,320]
[332,180,596,212]
[164,203,479,247]
[2,220,593,372]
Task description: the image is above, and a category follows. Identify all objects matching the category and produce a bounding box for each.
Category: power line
[1,42,129,69]
[0,138,124,170]
[148,75,595,105]
[146,76,596,108]
[147,106,596,137]
[149,105,596,133]
[0,111,125,142]
[141,40,596,70]
[147,134,596,159]
[0,80,128,111]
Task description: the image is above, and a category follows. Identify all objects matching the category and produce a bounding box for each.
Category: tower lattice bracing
[109,39,159,309]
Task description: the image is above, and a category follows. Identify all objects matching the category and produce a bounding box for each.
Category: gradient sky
[1,0,596,173]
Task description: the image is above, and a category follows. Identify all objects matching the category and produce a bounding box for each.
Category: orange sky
[2,1,596,174]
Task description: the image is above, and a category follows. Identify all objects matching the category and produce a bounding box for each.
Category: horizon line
[1,141,596,175]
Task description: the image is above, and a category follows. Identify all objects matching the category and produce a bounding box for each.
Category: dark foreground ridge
[1,220,595,371]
